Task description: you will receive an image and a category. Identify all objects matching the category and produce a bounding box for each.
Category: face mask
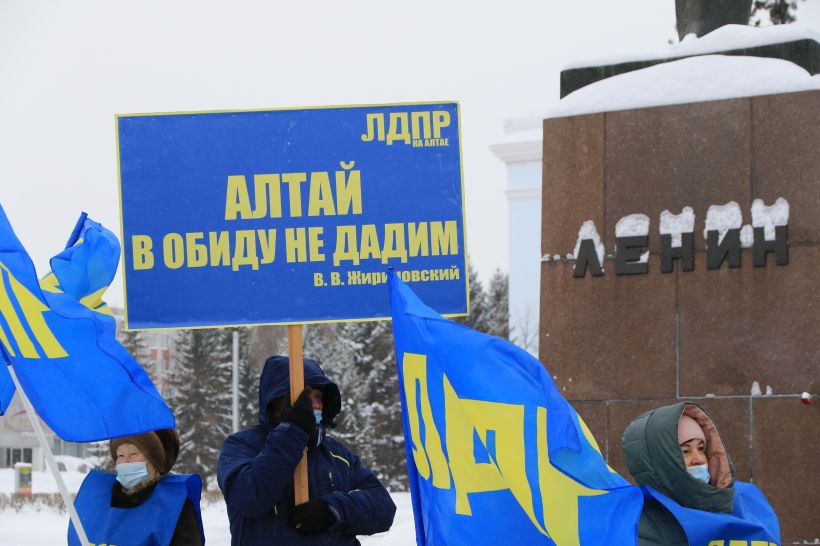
[308,421,326,452]
[314,409,323,425]
[687,463,710,484]
[116,461,150,489]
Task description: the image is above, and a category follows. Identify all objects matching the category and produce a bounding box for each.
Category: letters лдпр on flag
[388,270,643,546]
[0,205,174,441]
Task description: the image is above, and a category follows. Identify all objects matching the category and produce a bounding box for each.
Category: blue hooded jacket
[217,356,396,545]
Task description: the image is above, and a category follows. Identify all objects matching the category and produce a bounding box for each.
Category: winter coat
[622,402,736,546]
[217,356,396,546]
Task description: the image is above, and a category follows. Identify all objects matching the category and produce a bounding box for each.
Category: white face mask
[687,463,710,484]
[116,461,150,489]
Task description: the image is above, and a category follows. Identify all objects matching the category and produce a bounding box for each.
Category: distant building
[0,396,50,471]
[490,117,543,355]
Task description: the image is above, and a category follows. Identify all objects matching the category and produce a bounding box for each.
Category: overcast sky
[2,0,819,308]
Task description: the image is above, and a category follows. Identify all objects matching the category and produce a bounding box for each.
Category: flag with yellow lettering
[388,270,643,545]
[0,204,174,440]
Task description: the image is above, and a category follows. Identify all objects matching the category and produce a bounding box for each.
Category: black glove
[289,498,335,535]
[279,386,315,436]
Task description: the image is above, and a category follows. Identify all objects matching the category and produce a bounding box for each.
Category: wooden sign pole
[288,324,309,505]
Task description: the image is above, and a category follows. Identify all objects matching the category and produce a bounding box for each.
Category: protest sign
[117,102,468,329]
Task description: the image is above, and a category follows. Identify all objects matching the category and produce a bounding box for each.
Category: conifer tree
[303,323,342,367]
[170,328,232,484]
[238,350,259,429]
[454,260,489,332]
[88,440,115,471]
[248,325,287,372]
[333,320,405,489]
[120,328,148,360]
[484,267,510,340]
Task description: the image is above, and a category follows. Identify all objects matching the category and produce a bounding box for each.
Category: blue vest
[68,470,204,546]
[644,481,780,546]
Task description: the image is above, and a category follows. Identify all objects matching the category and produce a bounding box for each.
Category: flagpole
[287,324,309,504]
[232,330,239,433]
[7,365,91,546]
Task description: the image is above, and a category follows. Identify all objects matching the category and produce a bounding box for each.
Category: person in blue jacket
[69,428,204,546]
[217,355,396,545]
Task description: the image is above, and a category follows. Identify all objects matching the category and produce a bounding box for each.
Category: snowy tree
[750,0,804,25]
[454,260,489,332]
[120,328,148,360]
[248,325,287,374]
[484,268,510,340]
[303,323,344,367]
[454,261,510,340]
[332,320,406,489]
[88,440,115,472]
[170,328,232,483]
[237,350,259,430]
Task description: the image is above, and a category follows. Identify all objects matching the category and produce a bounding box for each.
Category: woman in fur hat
[68,429,205,546]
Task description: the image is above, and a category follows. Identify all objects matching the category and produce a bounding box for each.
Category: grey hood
[622,401,735,513]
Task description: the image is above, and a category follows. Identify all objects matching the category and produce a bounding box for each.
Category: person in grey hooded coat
[621,402,737,546]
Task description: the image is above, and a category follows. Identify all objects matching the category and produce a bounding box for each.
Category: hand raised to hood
[280,386,315,436]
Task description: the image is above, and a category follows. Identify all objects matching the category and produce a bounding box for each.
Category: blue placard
[117,102,468,329]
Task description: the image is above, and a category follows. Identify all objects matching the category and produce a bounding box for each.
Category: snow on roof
[564,23,820,70]
[493,127,543,145]
[490,118,544,162]
[545,55,820,119]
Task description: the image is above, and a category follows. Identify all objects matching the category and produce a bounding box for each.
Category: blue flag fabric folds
[0,213,122,412]
[0,204,174,440]
[45,212,119,325]
[388,271,643,546]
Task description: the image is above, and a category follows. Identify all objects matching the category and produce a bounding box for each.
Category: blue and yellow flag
[388,271,643,545]
[0,204,174,440]
[43,212,119,327]
[1,212,120,412]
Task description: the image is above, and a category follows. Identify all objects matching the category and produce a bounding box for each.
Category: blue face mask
[687,463,710,484]
[314,409,323,425]
[116,461,150,489]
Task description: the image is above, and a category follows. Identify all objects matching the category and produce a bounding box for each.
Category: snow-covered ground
[0,467,416,545]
